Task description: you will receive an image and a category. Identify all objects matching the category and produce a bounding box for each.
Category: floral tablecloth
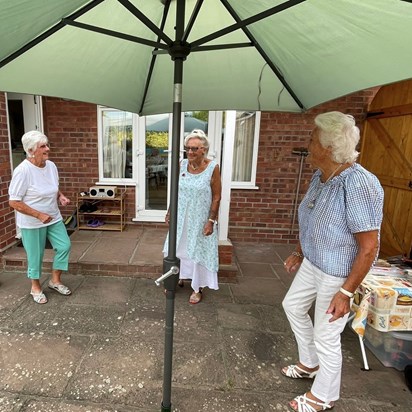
[352,273,412,336]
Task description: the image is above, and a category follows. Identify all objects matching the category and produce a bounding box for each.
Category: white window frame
[230,111,261,190]
[96,106,136,186]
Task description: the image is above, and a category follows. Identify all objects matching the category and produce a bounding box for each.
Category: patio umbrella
[1,1,412,411]
[147,115,207,133]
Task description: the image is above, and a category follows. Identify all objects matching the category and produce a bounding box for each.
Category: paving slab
[79,238,139,265]
[65,335,163,407]
[0,331,90,397]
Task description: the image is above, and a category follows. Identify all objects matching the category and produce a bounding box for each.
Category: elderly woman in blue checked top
[164,129,221,304]
[9,131,72,304]
[281,111,384,412]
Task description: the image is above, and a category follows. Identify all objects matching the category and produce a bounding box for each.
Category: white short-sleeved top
[9,159,62,229]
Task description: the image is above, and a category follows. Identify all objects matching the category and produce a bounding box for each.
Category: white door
[6,93,44,237]
[7,93,43,169]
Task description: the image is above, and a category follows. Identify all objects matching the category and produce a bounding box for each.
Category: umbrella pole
[161,1,189,411]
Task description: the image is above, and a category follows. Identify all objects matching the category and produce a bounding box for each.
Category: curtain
[232,111,256,182]
[102,111,130,178]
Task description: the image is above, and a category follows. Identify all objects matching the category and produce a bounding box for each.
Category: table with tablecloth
[352,272,412,336]
[349,270,412,369]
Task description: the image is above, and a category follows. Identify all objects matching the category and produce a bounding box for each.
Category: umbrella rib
[191,0,306,48]
[166,42,253,53]
[182,0,205,43]
[62,19,168,50]
[217,0,304,110]
[0,0,105,69]
[138,0,172,114]
[117,0,173,45]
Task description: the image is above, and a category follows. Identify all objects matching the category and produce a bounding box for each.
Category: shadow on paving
[0,246,411,412]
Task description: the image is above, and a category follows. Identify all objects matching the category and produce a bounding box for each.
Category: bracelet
[339,287,354,298]
[291,251,304,259]
[208,218,216,224]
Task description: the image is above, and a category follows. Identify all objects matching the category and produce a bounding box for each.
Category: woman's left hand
[326,292,351,322]
[59,194,70,206]
[203,221,214,236]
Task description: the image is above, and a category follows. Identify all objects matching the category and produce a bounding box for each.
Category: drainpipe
[290,147,308,233]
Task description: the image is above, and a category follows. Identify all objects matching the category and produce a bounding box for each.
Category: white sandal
[281,364,318,379]
[48,281,71,295]
[30,290,48,304]
[289,394,333,412]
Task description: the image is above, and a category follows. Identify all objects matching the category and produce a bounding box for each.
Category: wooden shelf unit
[76,189,126,231]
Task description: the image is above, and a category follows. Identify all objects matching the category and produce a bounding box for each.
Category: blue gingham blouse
[298,163,384,278]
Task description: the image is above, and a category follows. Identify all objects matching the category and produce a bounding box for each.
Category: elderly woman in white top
[9,131,72,304]
[282,112,384,411]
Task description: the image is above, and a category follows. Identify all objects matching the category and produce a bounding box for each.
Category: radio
[89,186,117,198]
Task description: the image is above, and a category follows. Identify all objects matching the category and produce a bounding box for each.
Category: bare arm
[327,230,379,322]
[203,164,222,236]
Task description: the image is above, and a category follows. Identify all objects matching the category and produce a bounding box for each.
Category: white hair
[21,130,48,158]
[184,129,209,154]
[314,111,360,163]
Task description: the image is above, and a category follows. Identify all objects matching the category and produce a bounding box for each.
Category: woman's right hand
[283,252,304,274]
[37,212,52,224]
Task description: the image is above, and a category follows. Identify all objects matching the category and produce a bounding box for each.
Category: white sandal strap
[283,364,317,379]
[294,394,332,412]
[30,291,47,304]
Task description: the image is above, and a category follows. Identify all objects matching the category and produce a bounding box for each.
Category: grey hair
[314,111,360,163]
[184,129,209,154]
[21,130,48,158]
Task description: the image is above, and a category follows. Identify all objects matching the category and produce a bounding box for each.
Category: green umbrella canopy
[147,114,207,132]
[1,0,412,115]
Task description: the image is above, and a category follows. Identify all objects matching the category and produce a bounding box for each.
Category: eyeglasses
[184,146,204,152]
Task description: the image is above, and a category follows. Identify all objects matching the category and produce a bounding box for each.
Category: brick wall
[228,88,379,243]
[0,91,378,252]
[0,93,16,250]
[42,97,136,221]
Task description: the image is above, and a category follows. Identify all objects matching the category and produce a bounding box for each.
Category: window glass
[231,111,259,185]
[101,110,133,179]
[145,114,169,210]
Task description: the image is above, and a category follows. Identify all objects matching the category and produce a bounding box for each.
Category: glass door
[145,114,170,212]
[135,112,218,222]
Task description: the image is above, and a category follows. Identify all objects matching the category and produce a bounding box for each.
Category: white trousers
[282,258,349,402]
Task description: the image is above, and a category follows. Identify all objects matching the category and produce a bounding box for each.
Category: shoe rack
[76,188,127,231]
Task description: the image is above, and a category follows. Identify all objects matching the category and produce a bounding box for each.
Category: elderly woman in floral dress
[164,129,221,304]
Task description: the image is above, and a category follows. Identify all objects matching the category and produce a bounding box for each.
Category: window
[98,108,134,181]
[230,111,260,188]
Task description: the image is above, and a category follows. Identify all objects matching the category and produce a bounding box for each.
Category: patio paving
[0,241,410,411]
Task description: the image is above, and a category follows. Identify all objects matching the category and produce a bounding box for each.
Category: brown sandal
[189,291,202,304]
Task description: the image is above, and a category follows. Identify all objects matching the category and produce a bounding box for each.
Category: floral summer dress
[163,159,219,291]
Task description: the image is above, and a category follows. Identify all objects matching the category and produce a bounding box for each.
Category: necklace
[189,160,204,171]
[307,163,344,209]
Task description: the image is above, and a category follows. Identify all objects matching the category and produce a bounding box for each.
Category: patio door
[134,112,222,222]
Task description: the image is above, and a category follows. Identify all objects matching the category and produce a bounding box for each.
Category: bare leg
[31,279,42,293]
[51,269,63,284]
